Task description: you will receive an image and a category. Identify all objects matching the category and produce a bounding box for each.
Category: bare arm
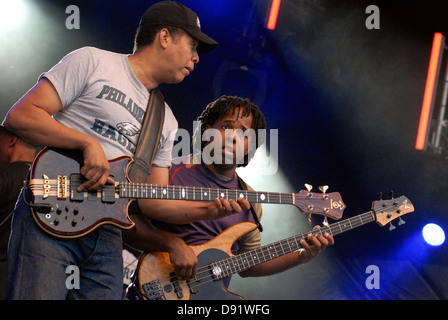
[5,79,113,191]
[137,166,251,224]
[122,214,198,279]
[239,226,334,278]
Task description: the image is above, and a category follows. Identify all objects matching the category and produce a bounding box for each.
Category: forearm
[137,166,212,224]
[138,166,251,224]
[138,198,216,224]
[5,81,94,150]
[239,228,334,278]
[123,214,199,280]
[123,214,185,253]
[6,79,113,191]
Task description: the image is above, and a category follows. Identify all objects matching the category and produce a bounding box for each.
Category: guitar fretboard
[211,211,376,279]
[119,182,295,205]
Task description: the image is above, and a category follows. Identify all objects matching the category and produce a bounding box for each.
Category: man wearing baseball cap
[136,1,218,54]
[4,1,236,300]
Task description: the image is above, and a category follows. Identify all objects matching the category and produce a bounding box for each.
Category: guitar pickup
[57,175,68,200]
[101,184,115,203]
[170,272,184,299]
[188,277,199,294]
[70,174,84,201]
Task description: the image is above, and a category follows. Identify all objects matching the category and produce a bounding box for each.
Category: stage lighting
[422,223,445,246]
[415,32,446,151]
[0,0,26,33]
[267,0,281,30]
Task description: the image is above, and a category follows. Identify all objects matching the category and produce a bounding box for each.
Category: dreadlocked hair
[193,95,267,167]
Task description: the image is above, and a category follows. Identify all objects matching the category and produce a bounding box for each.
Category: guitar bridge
[142,279,166,300]
[42,174,50,199]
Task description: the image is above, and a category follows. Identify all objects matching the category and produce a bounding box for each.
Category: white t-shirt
[41,46,178,167]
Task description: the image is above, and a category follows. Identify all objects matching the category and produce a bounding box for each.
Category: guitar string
[152,211,378,293]
[28,181,338,204]
[184,212,376,292]
[28,180,333,198]
[121,183,296,204]
[29,180,404,294]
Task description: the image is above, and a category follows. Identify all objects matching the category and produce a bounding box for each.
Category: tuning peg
[322,216,329,227]
[377,192,383,200]
[389,222,396,231]
[398,217,406,226]
[319,185,329,194]
[389,191,394,199]
[304,184,313,192]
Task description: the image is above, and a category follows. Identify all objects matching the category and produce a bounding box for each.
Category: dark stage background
[1,0,447,299]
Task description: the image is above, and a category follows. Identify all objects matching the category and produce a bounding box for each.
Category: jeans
[5,190,123,300]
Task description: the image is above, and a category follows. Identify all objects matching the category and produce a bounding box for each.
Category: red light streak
[267,0,281,30]
[415,32,444,150]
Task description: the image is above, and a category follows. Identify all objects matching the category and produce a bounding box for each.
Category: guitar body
[133,196,415,300]
[27,148,346,239]
[29,148,134,238]
[135,222,257,300]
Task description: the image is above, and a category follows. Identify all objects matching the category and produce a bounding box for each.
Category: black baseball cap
[139,1,218,54]
[0,124,14,135]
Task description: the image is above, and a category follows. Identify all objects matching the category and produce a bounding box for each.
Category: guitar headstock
[294,184,345,220]
[372,195,414,229]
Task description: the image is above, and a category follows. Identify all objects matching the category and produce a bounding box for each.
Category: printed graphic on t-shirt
[96,84,145,123]
[90,84,148,154]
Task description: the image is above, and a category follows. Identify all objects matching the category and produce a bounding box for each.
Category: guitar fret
[292,237,299,250]
[224,260,231,277]
[291,238,300,251]
[277,241,285,256]
[229,258,237,275]
[118,183,337,227]
[123,184,306,209]
[235,255,245,273]
[267,244,277,259]
[250,249,260,267]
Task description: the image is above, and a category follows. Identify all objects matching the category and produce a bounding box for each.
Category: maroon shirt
[152,154,257,255]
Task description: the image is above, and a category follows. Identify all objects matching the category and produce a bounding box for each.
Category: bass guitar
[27,148,345,238]
[133,195,414,300]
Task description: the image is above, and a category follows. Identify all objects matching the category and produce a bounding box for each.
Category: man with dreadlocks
[124,96,333,294]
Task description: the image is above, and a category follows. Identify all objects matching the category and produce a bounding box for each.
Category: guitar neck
[119,182,295,205]
[211,211,376,279]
